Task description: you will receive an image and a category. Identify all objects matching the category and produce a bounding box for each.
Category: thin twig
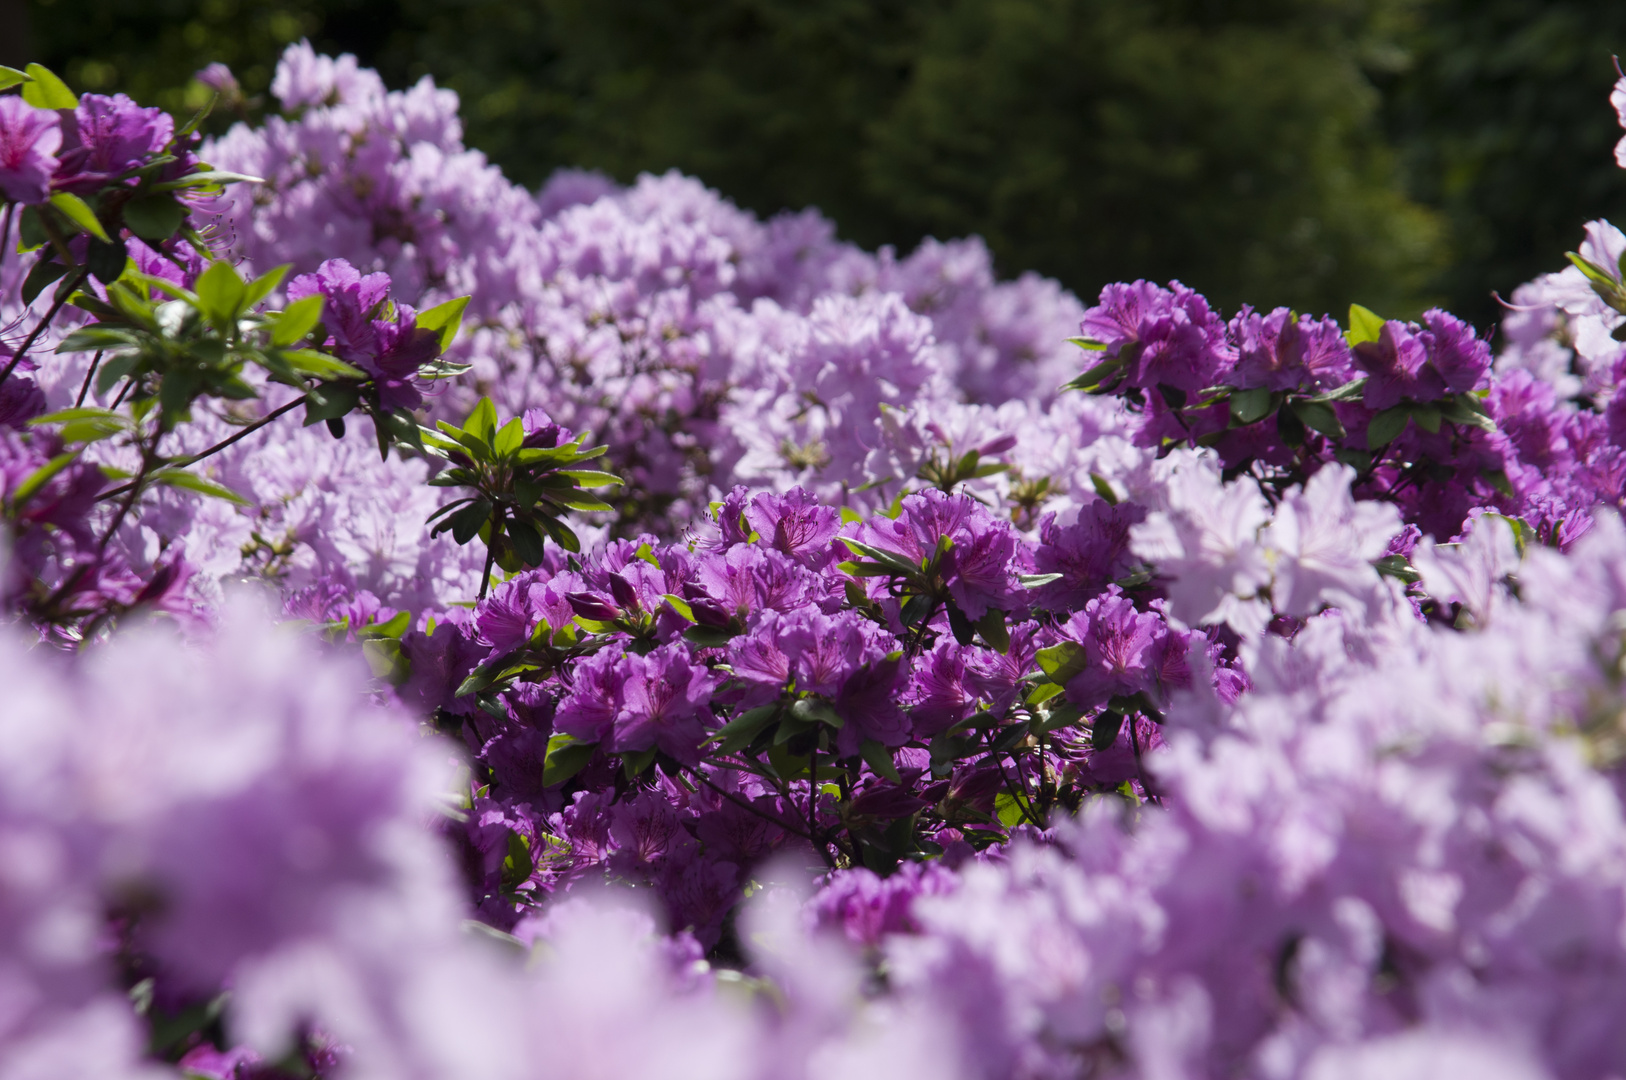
[692,770,821,848]
[0,268,90,388]
[0,203,14,280]
[75,351,104,408]
[478,507,503,600]
[97,395,305,503]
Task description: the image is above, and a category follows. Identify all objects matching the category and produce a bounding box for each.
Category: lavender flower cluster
[5,42,1626,1080]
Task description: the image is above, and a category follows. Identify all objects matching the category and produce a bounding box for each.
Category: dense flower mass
[5,45,1626,1080]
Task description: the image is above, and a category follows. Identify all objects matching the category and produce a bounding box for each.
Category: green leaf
[791,696,844,728]
[1481,468,1516,500]
[838,537,922,579]
[444,500,493,545]
[241,264,289,311]
[1036,641,1087,685]
[684,625,738,648]
[1567,251,1621,291]
[976,608,1009,654]
[662,593,696,622]
[150,468,251,505]
[1091,711,1125,751]
[860,739,903,784]
[121,195,188,241]
[194,260,246,328]
[303,383,361,424]
[994,791,1030,828]
[708,705,781,754]
[1228,387,1274,425]
[1067,336,1107,351]
[1063,356,1123,393]
[622,748,657,779]
[1346,304,1385,346]
[1288,399,1345,439]
[1025,682,1065,706]
[415,295,470,351]
[20,260,65,310]
[1366,406,1411,448]
[48,193,109,243]
[21,64,76,109]
[0,66,28,92]
[280,348,366,381]
[507,518,548,566]
[493,416,524,456]
[463,397,499,444]
[1018,572,1063,588]
[152,169,265,192]
[8,451,80,508]
[1439,394,1496,433]
[1411,404,1441,434]
[1089,473,1119,505]
[1372,554,1420,584]
[30,406,129,443]
[56,326,136,353]
[542,735,597,787]
[86,237,128,284]
[558,469,623,488]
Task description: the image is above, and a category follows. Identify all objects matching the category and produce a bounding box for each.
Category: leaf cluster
[422,397,621,591]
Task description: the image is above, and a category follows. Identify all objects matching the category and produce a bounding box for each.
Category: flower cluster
[8,45,1626,1080]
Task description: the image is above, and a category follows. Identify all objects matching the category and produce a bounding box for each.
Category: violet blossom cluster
[12,45,1626,1080]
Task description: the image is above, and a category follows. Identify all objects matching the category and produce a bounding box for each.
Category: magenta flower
[610,643,718,764]
[1228,306,1352,392]
[52,93,172,195]
[0,97,62,205]
[287,258,439,409]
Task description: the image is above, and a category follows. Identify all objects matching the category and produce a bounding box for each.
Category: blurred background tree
[13,0,1626,324]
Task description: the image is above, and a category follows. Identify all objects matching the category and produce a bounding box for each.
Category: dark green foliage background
[15,0,1626,325]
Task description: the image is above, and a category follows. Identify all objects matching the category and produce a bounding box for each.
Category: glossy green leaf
[30,406,130,443]
[708,705,781,754]
[415,295,470,351]
[150,469,251,505]
[542,735,597,787]
[1036,641,1087,684]
[861,739,903,784]
[21,64,76,109]
[1366,406,1411,448]
[241,264,289,311]
[1346,303,1385,346]
[463,397,499,444]
[1228,387,1274,424]
[0,66,28,92]
[48,193,109,243]
[8,452,80,508]
[1288,398,1345,439]
[493,416,524,456]
[122,195,187,241]
[194,260,246,328]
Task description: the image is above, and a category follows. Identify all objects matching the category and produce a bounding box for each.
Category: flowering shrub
[7,42,1626,1080]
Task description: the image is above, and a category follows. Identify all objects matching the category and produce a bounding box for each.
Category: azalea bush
[5,42,1626,1080]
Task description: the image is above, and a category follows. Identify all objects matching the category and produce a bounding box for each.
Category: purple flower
[0,97,62,205]
[610,643,718,765]
[52,93,172,195]
[1228,307,1352,392]
[1422,308,1492,395]
[1353,311,1487,412]
[1059,588,1180,709]
[287,259,438,409]
[746,487,841,567]
[1031,501,1148,612]
[1080,280,1235,394]
[907,641,979,737]
[1354,320,1440,410]
[553,648,625,744]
